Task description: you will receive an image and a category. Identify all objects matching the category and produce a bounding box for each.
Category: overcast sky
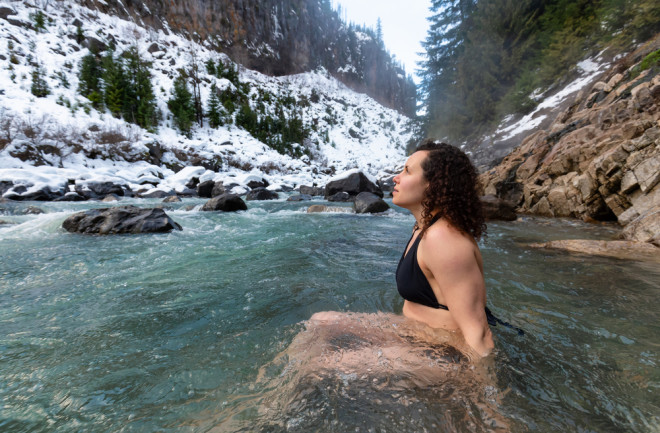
[333,0,432,83]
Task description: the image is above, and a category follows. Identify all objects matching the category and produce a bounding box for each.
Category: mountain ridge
[75,0,417,116]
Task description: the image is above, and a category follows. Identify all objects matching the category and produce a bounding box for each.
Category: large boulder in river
[480,195,517,221]
[62,206,182,234]
[325,171,383,199]
[353,192,389,214]
[246,187,279,201]
[201,194,247,212]
[197,180,215,198]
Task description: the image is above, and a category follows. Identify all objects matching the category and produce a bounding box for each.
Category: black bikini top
[395,224,526,335]
[396,230,447,310]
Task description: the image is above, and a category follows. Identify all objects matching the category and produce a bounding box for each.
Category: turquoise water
[0,198,658,432]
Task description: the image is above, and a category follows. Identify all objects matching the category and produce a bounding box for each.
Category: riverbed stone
[54,192,86,202]
[246,187,279,201]
[325,172,383,199]
[299,185,325,196]
[530,239,660,262]
[211,181,226,197]
[353,192,389,214]
[62,206,182,234]
[201,194,247,212]
[75,181,126,200]
[163,195,181,203]
[307,205,351,213]
[197,180,215,198]
[102,194,120,202]
[287,194,312,202]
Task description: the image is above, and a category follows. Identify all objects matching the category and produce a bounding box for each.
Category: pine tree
[78,52,103,108]
[168,72,196,137]
[122,46,157,130]
[102,50,126,118]
[31,63,50,97]
[205,59,216,76]
[207,82,223,128]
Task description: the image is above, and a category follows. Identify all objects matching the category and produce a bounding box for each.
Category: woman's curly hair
[416,139,486,240]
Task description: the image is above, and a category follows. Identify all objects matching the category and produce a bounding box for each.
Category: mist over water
[0,198,658,432]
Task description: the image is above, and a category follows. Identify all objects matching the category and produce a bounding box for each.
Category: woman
[392,139,494,357]
[249,141,508,429]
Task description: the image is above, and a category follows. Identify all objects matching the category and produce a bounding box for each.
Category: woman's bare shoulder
[424,219,473,246]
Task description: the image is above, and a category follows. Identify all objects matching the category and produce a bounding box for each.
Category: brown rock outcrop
[480,37,660,244]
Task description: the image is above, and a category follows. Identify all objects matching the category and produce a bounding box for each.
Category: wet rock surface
[62,206,182,234]
[353,192,389,214]
[201,194,247,212]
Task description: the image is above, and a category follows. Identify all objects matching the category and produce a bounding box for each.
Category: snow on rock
[328,168,378,185]
[495,52,610,141]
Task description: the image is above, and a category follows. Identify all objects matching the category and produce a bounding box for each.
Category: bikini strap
[485,307,525,336]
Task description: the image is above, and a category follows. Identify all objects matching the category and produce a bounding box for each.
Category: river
[0,197,658,432]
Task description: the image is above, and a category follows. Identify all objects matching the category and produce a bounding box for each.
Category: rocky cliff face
[77,0,417,116]
[480,37,660,245]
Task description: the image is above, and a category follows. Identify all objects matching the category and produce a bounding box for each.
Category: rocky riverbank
[480,37,660,256]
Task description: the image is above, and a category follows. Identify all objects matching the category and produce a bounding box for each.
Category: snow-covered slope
[0,1,413,195]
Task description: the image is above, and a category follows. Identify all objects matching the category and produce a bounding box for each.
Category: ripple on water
[0,202,658,432]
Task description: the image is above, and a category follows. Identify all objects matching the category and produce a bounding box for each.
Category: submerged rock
[529,239,660,262]
[22,206,44,215]
[163,195,182,203]
[353,192,389,214]
[201,194,247,212]
[287,194,313,202]
[62,206,182,234]
[307,205,352,213]
[102,194,120,202]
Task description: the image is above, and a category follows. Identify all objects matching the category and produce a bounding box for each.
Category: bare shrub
[258,161,280,174]
[96,127,127,145]
[226,156,254,171]
[16,114,50,146]
[0,109,16,150]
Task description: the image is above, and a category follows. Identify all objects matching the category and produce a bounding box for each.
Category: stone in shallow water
[201,194,247,212]
[353,192,389,214]
[529,239,660,262]
[287,194,312,202]
[246,187,279,201]
[62,206,182,234]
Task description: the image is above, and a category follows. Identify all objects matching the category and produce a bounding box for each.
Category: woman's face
[392,151,429,211]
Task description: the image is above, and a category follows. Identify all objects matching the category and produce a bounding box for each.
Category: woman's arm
[420,226,494,357]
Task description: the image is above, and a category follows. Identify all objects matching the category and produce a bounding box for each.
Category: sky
[333,0,433,83]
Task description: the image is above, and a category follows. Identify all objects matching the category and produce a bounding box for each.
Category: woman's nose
[393,174,399,184]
